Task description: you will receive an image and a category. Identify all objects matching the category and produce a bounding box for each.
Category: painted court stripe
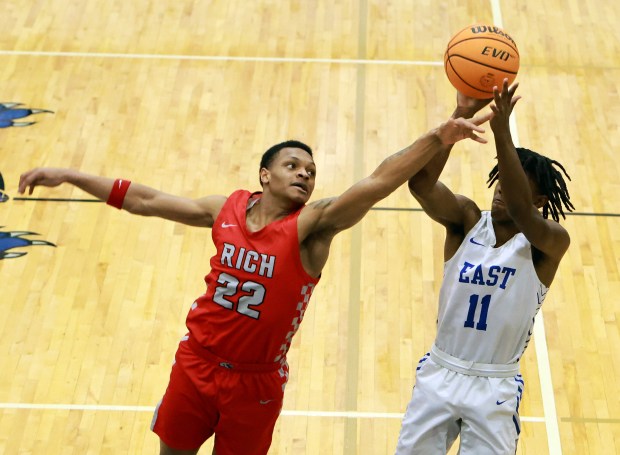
[0,403,545,422]
[533,311,563,452]
[0,403,154,412]
[10,198,620,219]
[370,207,620,218]
[10,199,620,218]
[12,197,102,202]
[491,2,563,452]
[0,50,442,67]
[561,417,620,424]
[343,1,369,450]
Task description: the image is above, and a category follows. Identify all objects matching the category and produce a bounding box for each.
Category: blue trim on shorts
[512,415,521,435]
[416,352,430,371]
[512,374,524,435]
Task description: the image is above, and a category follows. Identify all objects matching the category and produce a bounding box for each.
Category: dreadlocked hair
[486,147,574,222]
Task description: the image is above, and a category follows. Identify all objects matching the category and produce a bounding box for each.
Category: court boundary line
[343,0,368,448]
[0,50,442,66]
[491,1,562,453]
[0,402,546,422]
[9,198,620,218]
[369,207,620,218]
[532,311,562,452]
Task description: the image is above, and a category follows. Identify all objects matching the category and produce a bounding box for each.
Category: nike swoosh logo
[496,400,507,405]
[221,222,237,228]
[469,237,485,246]
[259,400,274,405]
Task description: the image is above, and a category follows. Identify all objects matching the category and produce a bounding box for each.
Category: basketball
[444,24,520,99]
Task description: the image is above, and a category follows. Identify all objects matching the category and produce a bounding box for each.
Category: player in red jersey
[18,96,491,455]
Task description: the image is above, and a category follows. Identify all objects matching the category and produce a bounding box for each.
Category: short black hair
[487,147,574,221]
[259,140,313,186]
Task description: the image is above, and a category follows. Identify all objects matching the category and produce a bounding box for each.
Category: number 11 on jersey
[464,294,491,331]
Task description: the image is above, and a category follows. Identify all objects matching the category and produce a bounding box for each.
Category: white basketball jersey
[435,211,548,364]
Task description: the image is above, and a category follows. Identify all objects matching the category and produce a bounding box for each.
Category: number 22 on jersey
[213,272,266,319]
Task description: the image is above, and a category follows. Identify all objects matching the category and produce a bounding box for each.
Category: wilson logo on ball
[470,25,517,47]
[444,24,520,99]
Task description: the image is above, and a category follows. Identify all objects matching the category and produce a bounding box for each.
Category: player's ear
[533,194,548,209]
[260,168,270,185]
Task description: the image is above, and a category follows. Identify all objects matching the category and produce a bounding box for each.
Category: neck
[491,217,520,247]
[246,192,300,232]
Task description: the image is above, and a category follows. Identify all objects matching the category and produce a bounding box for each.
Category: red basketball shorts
[151,336,288,454]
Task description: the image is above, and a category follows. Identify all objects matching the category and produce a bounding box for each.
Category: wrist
[451,107,475,119]
[492,125,512,141]
[434,122,454,146]
[64,169,82,185]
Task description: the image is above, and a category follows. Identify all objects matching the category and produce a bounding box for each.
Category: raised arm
[18,168,226,227]
[489,80,570,262]
[407,93,492,231]
[299,112,492,239]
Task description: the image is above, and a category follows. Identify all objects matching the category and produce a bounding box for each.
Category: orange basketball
[444,24,520,99]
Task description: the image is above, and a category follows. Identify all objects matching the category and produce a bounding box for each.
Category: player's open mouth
[291,182,308,193]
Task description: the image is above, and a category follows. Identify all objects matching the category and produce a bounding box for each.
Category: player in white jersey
[395,80,575,454]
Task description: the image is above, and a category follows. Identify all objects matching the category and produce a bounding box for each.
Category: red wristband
[106,179,131,209]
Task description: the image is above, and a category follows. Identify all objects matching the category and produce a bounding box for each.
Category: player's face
[490,175,544,221]
[261,148,316,204]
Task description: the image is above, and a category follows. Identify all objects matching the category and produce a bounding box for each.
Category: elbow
[122,198,150,216]
[408,177,421,196]
[408,174,431,198]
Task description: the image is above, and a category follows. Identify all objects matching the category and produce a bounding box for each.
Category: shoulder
[192,194,229,227]
[441,197,482,260]
[299,197,337,223]
[448,195,482,234]
[530,219,570,286]
[541,217,571,252]
[305,197,337,210]
[298,197,337,229]
[228,189,253,201]
[212,189,255,209]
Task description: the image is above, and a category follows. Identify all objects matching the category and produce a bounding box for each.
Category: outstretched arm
[489,80,569,261]
[407,93,492,230]
[299,111,492,239]
[18,168,226,227]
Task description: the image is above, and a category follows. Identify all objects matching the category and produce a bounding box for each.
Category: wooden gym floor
[1,0,619,453]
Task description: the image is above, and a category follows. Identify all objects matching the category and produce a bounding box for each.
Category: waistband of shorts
[430,344,520,378]
[185,335,281,372]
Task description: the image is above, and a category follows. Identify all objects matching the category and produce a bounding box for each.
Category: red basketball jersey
[186,190,320,364]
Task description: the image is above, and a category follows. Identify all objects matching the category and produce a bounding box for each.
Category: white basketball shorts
[395,352,524,455]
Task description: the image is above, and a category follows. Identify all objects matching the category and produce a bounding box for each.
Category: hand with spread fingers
[436,111,494,146]
[490,79,522,133]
